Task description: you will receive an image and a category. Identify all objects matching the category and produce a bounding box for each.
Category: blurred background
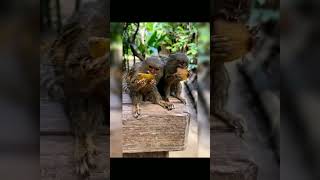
[281,0,320,180]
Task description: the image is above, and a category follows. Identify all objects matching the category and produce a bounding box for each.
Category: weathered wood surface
[122,93,190,154]
[40,136,109,180]
[40,99,109,135]
[211,132,258,180]
[212,118,235,132]
[40,99,70,134]
[211,110,258,179]
[123,151,169,158]
[40,92,109,179]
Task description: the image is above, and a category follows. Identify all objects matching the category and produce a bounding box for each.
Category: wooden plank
[211,132,258,180]
[122,94,190,153]
[40,135,109,180]
[211,117,235,132]
[123,151,169,158]
[40,99,109,135]
[40,99,70,134]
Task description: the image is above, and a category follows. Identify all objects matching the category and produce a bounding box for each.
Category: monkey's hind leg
[211,63,247,137]
[152,87,175,110]
[131,93,142,118]
[172,82,186,104]
[68,99,91,178]
[85,133,98,169]
[211,110,247,137]
[74,132,90,178]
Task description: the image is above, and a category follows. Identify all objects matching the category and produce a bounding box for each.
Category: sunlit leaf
[147,31,157,47]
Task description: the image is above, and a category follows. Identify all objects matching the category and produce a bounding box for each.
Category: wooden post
[122,93,190,157]
[211,116,258,180]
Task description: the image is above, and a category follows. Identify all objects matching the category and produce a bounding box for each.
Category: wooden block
[211,132,258,180]
[40,135,109,180]
[122,94,190,153]
[211,115,234,132]
[40,99,70,134]
[123,151,169,158]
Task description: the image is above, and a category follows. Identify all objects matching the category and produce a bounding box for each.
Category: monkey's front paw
[86,144,98,169]
[76,157,90,178]
[86,152,97,169]
[133,109,141,118]
[230,115,248,138]
[150,79,156,86]
[88,144,98,156]
[179,98,187,105]
[163,102,174,110]
[136,79,147,87]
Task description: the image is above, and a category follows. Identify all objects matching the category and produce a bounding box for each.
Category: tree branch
[130,43,145,61]
[129,23,144,61]
[131,23,140,43]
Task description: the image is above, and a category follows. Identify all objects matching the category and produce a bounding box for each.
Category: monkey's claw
[86,152,97,169]
[230,115,248,138]
[179,98,186,105]
[76,158,90,178]
[133,110,141,118]
[164,102,174,110]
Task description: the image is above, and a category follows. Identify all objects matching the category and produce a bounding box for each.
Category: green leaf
[155,34,166,47]
[176,26,184,32]
[171,47,177,52]
[138,43,146,54]
[146,23,154,32]
[147,31,157,47]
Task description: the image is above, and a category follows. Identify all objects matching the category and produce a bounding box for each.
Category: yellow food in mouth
[89,37,109,59]
[176,67,189,80]
[213,19,250,62]
[137,73,155,80]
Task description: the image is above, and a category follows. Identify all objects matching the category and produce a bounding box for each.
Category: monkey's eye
[149,65,153,69]
[155,68,159,71]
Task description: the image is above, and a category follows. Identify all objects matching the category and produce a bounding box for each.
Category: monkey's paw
[75,155,90,178]
[150,79,156,86]
[178,97,187,105]
[86,144,98,169]
[230,114,248,138]
[133,109,141,118]
[162,101,174,110]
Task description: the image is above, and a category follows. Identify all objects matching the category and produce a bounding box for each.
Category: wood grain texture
[123,151,169,158]
[40,99,108,135]
[40,135,110,180]
[211,132,258,180]
[40,96,110,179]
[122,94,190,154]
[211,117,235,132]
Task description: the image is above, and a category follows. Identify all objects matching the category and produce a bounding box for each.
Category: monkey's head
[144,56,164,76]
[168,53,189,69]
[213,0,251,22]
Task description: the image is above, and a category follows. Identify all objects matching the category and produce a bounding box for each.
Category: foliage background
[120,22,210,70]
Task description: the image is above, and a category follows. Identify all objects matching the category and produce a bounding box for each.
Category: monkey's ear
[88,37,110,58]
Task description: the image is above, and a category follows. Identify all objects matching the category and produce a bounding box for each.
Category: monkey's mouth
[146,70,156,75]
